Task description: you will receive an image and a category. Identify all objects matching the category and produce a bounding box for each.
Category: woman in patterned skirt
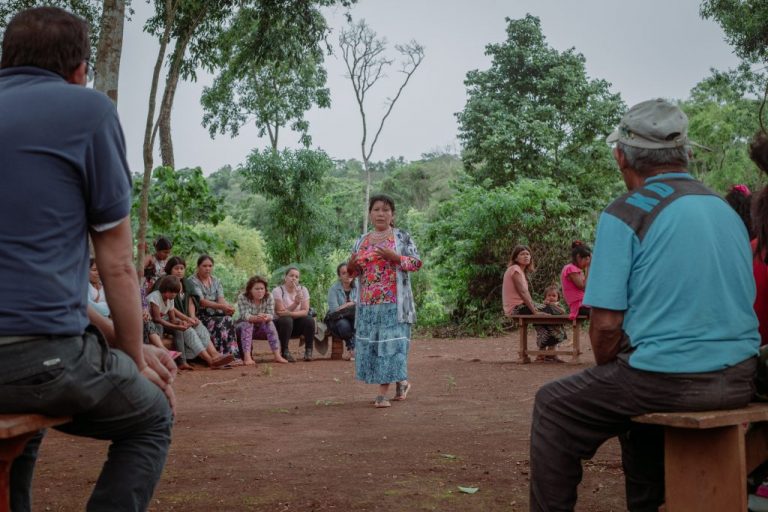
[189,255,239,359]
[347,194,422,408]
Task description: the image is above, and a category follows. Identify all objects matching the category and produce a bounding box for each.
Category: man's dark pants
[529,357,756,512]
[0,331,172,512]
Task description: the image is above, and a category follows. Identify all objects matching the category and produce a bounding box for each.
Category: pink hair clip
[732,184,751,196]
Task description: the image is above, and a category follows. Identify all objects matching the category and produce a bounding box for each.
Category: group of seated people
[88,236,359,368]
[501,240,592,362]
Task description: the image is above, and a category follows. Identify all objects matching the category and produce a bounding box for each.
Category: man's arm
[589,307,625,365]
[90,217,145,368]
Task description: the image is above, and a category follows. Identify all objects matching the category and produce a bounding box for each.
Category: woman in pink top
[560,241,591,320]
[502,245,540,315]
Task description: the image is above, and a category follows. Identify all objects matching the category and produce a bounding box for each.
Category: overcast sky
[115,0,741,175]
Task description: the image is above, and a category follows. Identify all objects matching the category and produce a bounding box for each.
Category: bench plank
[0,414,70,439]
[633,403,768,429]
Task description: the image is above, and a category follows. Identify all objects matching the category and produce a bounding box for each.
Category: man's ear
[66,61,87,86]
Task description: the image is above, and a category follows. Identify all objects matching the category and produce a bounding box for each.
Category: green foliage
[426,179,593,334]
[0,0,101,57]
[379,153,466,213]
[131,166,236,258]
[239,148,334,265]
[205,217,269,276]
[201,19,331,148]
[456,15,624,211]
[681,64,768,191]
[700,0,768,63]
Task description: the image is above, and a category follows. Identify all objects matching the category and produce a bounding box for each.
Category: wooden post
[664,425,746,511]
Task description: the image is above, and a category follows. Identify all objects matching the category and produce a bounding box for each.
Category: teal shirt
[584,173,759,373]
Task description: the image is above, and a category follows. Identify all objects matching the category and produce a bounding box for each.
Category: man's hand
[141,345,177,413]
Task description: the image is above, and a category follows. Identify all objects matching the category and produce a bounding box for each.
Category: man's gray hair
[617,141,689,175]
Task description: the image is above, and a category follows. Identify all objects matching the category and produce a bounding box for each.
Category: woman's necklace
[369,228,392,244]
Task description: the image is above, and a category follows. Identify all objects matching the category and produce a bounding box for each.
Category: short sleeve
[85,107,132,226]
[583,212,637,311]
[303,286,310,303]
[147,291,163,308]
[272,287,283,303]
[214,279,225,300]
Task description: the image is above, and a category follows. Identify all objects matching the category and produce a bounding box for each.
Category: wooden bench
[0,414,70,512]
[633,403,768,511]
[276,333,346,361]
[510,314,588,363]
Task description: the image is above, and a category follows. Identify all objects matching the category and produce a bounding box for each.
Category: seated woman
[88,258,110,317]
[501,245,563,362]
[142,236,173,281]
[272,267,315,362]
[326,262,357,361]
[189,255,239,359]
[235,276,288,365]
[560,240,592,320]
[147,275,233,369]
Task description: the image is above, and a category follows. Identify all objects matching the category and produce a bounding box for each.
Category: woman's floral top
[358,232,422,305]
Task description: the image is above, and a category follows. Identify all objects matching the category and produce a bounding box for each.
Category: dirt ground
[30,328,628,511]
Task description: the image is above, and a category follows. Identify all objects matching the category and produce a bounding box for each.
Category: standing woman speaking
[347,194,422,409]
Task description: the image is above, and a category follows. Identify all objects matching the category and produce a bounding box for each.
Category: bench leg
[0,431,39,512]
[517,320,530,364]
[663,425,746,512]
[330,336,343,361]
[571,321,581,363]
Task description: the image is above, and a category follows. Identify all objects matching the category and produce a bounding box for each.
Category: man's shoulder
[602,176,719,241]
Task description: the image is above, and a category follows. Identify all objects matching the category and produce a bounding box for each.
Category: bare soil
[31,330,627,511]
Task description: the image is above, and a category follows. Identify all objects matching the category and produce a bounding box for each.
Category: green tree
[426,179,593,334]
[201,4,331,150]
[681,64,767,191]
[131,166,236,258]
[700,0,768,63]
[456,15,623,209]
[239,148,334,265]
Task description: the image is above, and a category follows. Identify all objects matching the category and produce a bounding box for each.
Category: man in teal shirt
[529,99,759,511]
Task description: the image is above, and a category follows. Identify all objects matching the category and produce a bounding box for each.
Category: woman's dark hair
[197,254,214,267]
[508,245,535,273]
[368,194,396,213]
[1,7,89,79]
[724,185,753,239]
[245,275,269,299]
[89,257,96,268]
[284,266,299,276]
[164,256,186,276]
[751,132,768,261]
[154,236,172,252]
[157,275,181,293]
[570,240,592,264]
[336,262,348,276]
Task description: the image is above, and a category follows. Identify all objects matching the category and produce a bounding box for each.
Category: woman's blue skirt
[355,302,410,384]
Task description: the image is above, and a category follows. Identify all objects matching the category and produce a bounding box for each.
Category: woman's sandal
[393,381,411,401]
[374,395,391,408]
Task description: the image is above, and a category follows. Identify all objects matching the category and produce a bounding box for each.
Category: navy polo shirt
[0,67,132,336]
[583,173,759,373]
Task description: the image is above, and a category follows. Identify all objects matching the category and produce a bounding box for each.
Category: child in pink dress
[560,241,591,320]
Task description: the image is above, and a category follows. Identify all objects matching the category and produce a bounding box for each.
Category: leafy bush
[426,179,595,334]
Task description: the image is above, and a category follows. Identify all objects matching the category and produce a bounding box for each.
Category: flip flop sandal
[393,382,411,401]
[374,395,391,408]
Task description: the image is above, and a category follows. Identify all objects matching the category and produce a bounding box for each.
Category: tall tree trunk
[93,0,125,104]
[362,158,371,233]
[138,0,177,271]
[159,19,202,168]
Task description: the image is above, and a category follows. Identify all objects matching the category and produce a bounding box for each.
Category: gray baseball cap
[606,99,691,149]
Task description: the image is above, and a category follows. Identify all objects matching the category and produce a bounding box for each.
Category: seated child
[535,285,568,362]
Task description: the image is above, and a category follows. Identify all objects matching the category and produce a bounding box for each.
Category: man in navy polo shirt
[0,7,174,511]
[529,99,759,511]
